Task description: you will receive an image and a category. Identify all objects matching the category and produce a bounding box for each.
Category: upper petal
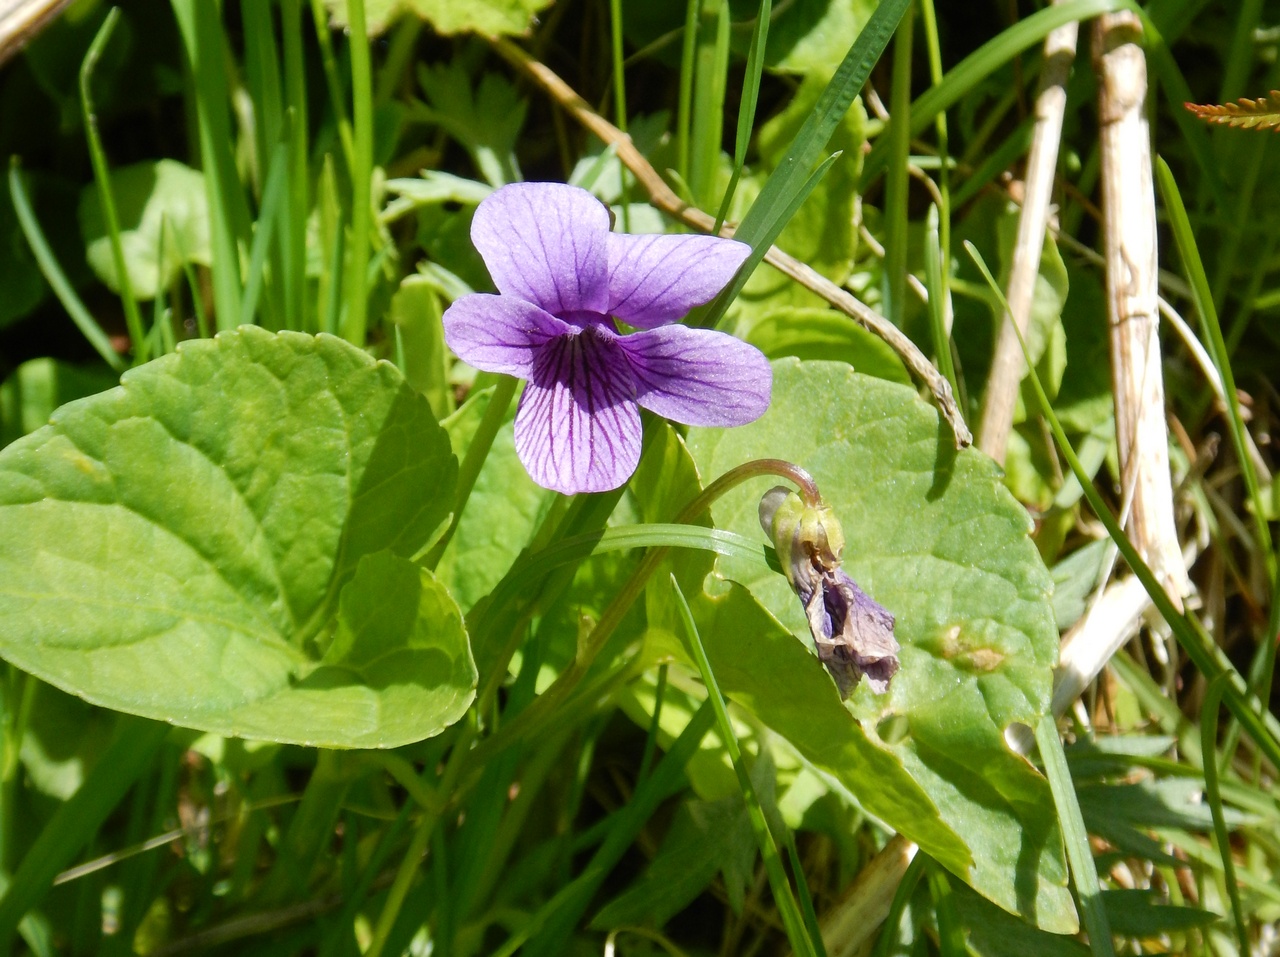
[618,324,771,427]
[514,329,643,494]
[472,182,611,316]
[442,294,572,377]
[606,233,750,328]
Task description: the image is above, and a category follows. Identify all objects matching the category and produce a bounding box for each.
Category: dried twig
[0,0,73,67]
[1094,11,1189,605]
[491,37,972,449]
[977,8,1079,461]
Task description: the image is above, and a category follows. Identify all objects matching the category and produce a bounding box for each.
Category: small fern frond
[1185,90,1280,131]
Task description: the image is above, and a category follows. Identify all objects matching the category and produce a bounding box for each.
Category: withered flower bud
[759,487,899,697]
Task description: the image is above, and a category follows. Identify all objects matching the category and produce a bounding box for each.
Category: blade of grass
[689,0,730,211]
[281,0,310,332]
[669,574,819,957]
[862,0,1133,188]
[783,829,827,957]
[1200,673,1249,955]
[882,3,913,328]
[924,861,966,957]
[871,850,926,957]
[712,0,771,232]
[172,0,251,331]
[608,0,631,230]
[507,701,717,957]
[340,0,373,345]
[675,0,699,188]
[1154,157,1275,580]
[239,141,290,327]
[80,8,147,363]
[7,162,124,372]
[965,239,1280,774]
[0,717,168,947]
[697,152,840,329]
[307,0,355,172]
[924,205,957,394]
[700,0,911,329]
[1035,713,1116,956]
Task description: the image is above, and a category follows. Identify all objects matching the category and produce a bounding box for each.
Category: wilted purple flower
[759,487,899,697]
[443,182,772,494]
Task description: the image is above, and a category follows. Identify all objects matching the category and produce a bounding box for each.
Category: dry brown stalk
[977,9,1079,462]
[817,833,917,957]
[0,0,72,67]
[1094,11,1190,605]
[490,36,972,449]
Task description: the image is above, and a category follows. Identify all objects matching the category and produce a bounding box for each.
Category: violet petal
[514,328,642,494]
[472,183,611,316]
[442,294,574,377]
[617,324,772,427]
[606,233,751,328]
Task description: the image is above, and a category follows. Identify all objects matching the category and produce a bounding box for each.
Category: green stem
[425,376,519,569]
[671,575,818,957]
[81,8,147,363]
[1035,714,1114,956]
[1201,674,1249,954]
[340,0,373,345]
[365,717,476,957]
[466,458,819,776]
[7,161,123,371]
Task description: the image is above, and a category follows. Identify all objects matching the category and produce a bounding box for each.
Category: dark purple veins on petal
[513,327,642,494]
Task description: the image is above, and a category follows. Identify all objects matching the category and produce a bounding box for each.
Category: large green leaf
[687,359,1075,932]
[0,327,470,748]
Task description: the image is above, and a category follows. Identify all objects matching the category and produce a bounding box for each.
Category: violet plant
[9,0,1270,953]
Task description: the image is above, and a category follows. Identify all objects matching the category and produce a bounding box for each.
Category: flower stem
[425,376,519,569]
[465,458,818,767]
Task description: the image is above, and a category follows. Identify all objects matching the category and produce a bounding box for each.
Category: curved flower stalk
[443,182,772,494]
[759,486,900,697]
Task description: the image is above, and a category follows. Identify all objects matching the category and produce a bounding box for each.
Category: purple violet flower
[442,182,772,494]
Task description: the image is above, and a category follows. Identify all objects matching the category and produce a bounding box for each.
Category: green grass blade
[689,0,730,210]
[609,0,631,229]
[701,0,910,329]
[340,0,374,345]
[1200,674,1249,954]
[1035,713,1116,956]
[698,151,839,329]
[872,850,925,957]
[80,9,147,363]
[505,701,718,957]
[675,0,699,186]
[750,0,909,225]
[669,574,818,957]
[171,0,250,331]
[281,0,310,333]
[924,205,958,393]
[712,0,771,232]
[862,0,1133,187]
[1154,157,1275,579]
[239,141,289,327]
[7,162,124,372]
[883,5,914,328]
[0,718,168,947]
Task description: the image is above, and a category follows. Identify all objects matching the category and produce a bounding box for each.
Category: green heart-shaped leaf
[688,358,1075,932]
[0,327,470,748]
